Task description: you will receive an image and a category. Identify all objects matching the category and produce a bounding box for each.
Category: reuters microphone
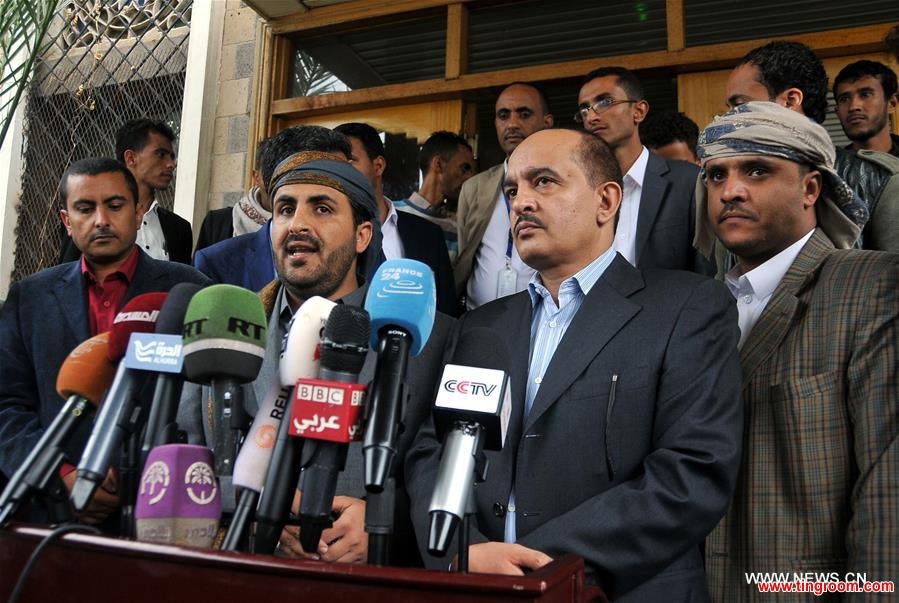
[291,304,369,553]
[71,292,168,512]
[135,444,221,548]
[0,333,116,526]
[363,259,436,493]
[252,296,336,554]
[428,327,510,557]
[182,284,267,513]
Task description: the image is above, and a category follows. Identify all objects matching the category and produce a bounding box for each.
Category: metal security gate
[12,0,192,282]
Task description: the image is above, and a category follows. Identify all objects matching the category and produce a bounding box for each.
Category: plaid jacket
[706,229,899,601]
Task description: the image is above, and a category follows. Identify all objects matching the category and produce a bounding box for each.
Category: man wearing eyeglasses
[577,67,714,275]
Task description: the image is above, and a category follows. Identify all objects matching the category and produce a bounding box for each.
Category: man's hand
[465,542,553,576]
[61,467,120,525]
[276,491,368,563]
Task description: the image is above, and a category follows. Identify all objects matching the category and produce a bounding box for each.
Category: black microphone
[0,333,116,526]
[296,304,370,553]
[71,293,168,512]
[362,259,436,493]
[140,282,205,467]
[427,327,511,557]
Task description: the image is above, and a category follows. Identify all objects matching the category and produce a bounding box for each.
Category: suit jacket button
[493,502,505,517]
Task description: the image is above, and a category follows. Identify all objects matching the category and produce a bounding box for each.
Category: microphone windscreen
[155,282,205,335]
[136,444,221,548]
[365,259,436,356]
[181,284,267,384]
[450,327,510,370]
[107,292,169,360]
[55,332,117,402]
[320,304,370,374]
[279,296,335,385]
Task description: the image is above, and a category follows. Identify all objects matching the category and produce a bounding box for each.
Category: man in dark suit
[193,126,353,292]
[335,122,458,316]
[406,128,742,600]
[695,102,899,601]
[577,66,714,275]
[58,119,194,264]
[0,157,209,524]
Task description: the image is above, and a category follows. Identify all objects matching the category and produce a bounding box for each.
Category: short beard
[846,113,888,143]
[277,238,358,306]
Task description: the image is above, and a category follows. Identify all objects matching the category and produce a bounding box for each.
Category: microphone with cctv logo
[292,304,370,553]
[252,296,336,554]
[71,293,168,514]
[0,333,117,526]
[428,327,510,560]
[182,284,267,514]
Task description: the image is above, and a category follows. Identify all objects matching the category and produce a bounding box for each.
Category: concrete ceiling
[243,0,352,21]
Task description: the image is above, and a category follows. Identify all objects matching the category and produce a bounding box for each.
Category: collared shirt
[467,183,535,310]
[725,229,815,348]
[504,246,617,543]
[136,200,169,261]
[82,245,140,335]
[395,191,458,262]
[380,198,404,260]
[613,146,650,266]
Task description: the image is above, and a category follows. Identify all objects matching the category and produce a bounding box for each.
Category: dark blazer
[0,249,210,480]
[193,223,275,292]
[636,153,715,275]
[396,211,457,316]
[58,205,194,265]
[194,207,234,254]
[406,255,743,600]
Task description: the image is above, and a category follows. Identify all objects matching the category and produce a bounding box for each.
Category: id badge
[496,263,517,298]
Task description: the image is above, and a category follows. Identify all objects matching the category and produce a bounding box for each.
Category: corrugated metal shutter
[684,0,898,46]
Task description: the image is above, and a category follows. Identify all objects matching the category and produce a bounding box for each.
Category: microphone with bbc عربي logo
[223,295,335,552]
[427,327,511,560]
[71,292,168,515]
[292,303,370,554]
[181,284,267,515]
[0,332,117,526]
[253,296,338,554]
[135,443,221,548]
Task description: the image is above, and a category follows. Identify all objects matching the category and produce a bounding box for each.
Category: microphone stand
[365,476,396,565]
[456,450,488,573]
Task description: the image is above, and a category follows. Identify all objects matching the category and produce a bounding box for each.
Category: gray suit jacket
[406,255,743,600]
[0,249,210,477]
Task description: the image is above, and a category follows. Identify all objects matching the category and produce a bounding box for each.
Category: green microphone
[182,284,267,512]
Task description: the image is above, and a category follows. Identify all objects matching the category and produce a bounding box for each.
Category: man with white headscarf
[696,102,899,601]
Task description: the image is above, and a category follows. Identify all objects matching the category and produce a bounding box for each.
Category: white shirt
[380,198,404,260]
[613,146,650,266]
[466,186,535,310]
[725,229,815,348]
[136,200,168,261]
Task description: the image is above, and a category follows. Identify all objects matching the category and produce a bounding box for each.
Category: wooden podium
[0,525,605,602]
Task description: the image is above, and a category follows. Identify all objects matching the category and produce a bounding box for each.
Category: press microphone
[0,333,116,526]
[71,293,168,512]
[135,444,221,548]
[363,259,435,492]
[141,283,205,466]
[250,296,336,554]
[292,304,369,553]
[181,284,267,513]
[427,327,510,557]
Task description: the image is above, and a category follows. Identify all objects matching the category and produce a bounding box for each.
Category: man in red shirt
[0,157,209,525]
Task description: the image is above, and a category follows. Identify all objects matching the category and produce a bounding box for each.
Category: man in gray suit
[455,82,554,309]
[406,128,742,601]
[578,66,714,275]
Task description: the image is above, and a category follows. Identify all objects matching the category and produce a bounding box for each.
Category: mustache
[514,214,544,232]
[285,233,322,250]
[717,202,756,223]
[89,229,116,241]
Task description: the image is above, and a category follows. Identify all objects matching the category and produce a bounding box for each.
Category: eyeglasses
[574,98,637,122]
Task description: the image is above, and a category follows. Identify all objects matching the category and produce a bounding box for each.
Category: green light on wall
[636,2,648,22]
